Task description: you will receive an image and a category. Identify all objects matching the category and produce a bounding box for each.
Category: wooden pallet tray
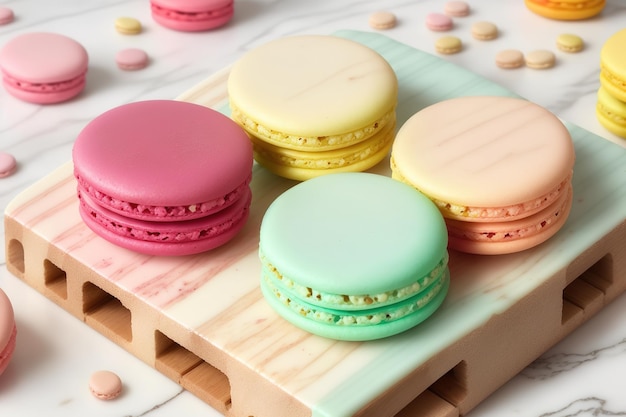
[4,31,626,417]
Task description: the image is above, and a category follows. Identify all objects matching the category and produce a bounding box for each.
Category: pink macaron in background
[150,0,234,31]
[0,288,17,376]
[0,32,88,104]
[72,100,254,256]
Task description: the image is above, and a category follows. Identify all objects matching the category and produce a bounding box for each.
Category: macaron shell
[0,32,88,84]
[73,100,253,208]
[152,0,233,12]
[447,185,573,255]
[150,0,233,31]
[227,35,397,137]
[524,0,605,20]
[259,173,448,296]
[391,96,575,210]
[261,270,449,341]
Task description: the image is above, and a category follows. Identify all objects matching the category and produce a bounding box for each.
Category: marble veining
[1,1,625,417]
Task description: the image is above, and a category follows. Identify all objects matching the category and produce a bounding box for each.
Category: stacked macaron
[524,0,605,20]
[391,96,575,255]
[0,32,88,104]
[596,28,626,139]
[73,100,253,256]
[227,35,398,181]
[259,173,450,341]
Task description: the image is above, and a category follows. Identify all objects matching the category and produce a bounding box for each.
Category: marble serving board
[4,31,625,417]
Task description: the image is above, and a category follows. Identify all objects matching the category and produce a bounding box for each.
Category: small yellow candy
[435,36,463,55]
[115,17,142,35]
[556,33,584,53]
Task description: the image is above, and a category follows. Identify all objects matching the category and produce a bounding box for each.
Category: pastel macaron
[556,33,584,53]
[596,86,626,138]
[435,36,463,55]
[114,17,142,35]
[228,35,398,181]
[525,50,556,70]
[391,96,575,255]
[599,28,626,103]
[150,0,233,31]
[495,49,525,69]
[0,152,17,178]
[115,48,149,71]
[425,13,453,31]
[259,173,450,341]
[0,289,17,376]
[0,32,88,104]
[72,100,253,256]
[471,21,498,41]
[444,1,470,17]
[0,7,14,25]
[524,0,605,20]
[89,370,122,400]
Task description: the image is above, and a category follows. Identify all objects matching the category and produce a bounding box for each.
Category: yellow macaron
[115,17,142,35]
[227,35,398,181]
[600,28,626,103]
[596,86,626,139]
[524,0,605,20]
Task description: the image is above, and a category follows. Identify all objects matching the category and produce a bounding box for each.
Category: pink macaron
[150,0,234,31]
[0,32,88,104]
[72,100,253,256]
[425,13,453,31]
[0,289,17,376]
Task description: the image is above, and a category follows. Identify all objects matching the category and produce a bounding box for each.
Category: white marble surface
[0,0,624,416]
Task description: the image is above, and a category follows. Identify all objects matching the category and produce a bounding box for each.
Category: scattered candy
[444,1,470,17]
[556,33,584,53]
[495,49,525,69]
[89,370,122,400]
[115,48,149,71]
[471,21,498,40]
[368,11,397,30]
[525,49,556,69]
[115,17,142,35]
[435,36,463,54]
[0,152,17,178]
[0,7,14,25]
[425,13,453,31]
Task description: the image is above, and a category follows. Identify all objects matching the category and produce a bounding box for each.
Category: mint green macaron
[259,172,450,341]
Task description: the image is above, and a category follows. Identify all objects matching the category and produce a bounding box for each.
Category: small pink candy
[0,152,17,178]
[425,13,453,31]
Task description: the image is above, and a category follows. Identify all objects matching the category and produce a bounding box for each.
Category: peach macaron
[391,96,575,255]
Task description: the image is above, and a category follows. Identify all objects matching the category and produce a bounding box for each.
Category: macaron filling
[151,4,233,22]
[79,189,251,243]
[231,104,396,151]
[263,269,449,326]
[261,252,448,310]
[251,119,394,170]
[392,157,571,222]
[446,186,572,242]
[2,70,86,93]
[75,174,251,222]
